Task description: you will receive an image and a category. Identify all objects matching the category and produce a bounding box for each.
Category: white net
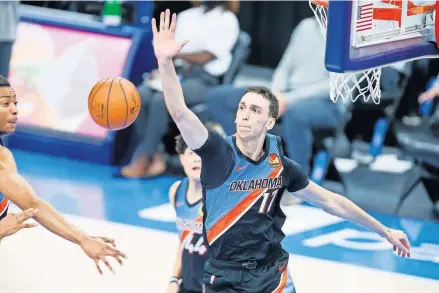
[309,0,382,104]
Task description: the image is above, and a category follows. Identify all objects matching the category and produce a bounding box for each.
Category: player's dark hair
[175,123,226,155]
[244,86,279,119]
[199,1,227,11]
[175,134,189,155]
[0,75,10,87]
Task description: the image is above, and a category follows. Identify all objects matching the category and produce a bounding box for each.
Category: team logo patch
[269,154,281,168]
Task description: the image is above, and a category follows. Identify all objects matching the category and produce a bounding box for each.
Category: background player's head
[0,75,18,136]
[235,86,279,140]
[175,123,225,180]
[175,134,202,180]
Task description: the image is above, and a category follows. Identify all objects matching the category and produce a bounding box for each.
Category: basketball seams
[121,79,141,127]
[89,77,109,113]
[118,78,129,128]
[106,78,116,129]
[88,77,140,130]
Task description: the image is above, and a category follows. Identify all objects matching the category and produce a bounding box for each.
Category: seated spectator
[117,1,239,178]
[207,17,411,175]
[206,17,348,175]
[419,74,439,103]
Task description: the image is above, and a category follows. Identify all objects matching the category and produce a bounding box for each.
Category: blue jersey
[174,178,209,292]
[0,137,8,220]
[195,131,309,262]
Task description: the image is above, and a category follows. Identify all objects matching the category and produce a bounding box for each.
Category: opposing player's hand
[79,236,127,274]
[385,228,411,258]
[151,9,188,62]
[0,208,39,238]
[166,282,180,293]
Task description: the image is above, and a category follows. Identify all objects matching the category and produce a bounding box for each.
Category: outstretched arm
[294,181,411,257]
[283,156,411,258]
[0,148,126,274]
[152,9,208,150]
[0,149,88,244]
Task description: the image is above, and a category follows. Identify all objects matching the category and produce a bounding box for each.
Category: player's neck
[236,134,265,161]
[187,179,202,203]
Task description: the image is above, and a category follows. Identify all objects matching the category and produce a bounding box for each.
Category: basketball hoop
[309,0,382,104]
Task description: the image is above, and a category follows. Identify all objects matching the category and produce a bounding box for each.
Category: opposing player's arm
[0,148,89,244]
[153,9,208,150]
[0,147,127,273]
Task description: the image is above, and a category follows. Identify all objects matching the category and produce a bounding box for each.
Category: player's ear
[266,117,275,131]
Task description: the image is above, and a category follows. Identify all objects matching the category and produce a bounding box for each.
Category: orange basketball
[88,77,141,130]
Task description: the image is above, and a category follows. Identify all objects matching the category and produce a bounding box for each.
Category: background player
[167,133,207,293]
[152,9,411,292]
[0,75,126,274]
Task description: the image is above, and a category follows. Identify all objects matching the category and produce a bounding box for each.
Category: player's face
[179,147,202,180]
[235,93,275,139]
[0,86,18,135]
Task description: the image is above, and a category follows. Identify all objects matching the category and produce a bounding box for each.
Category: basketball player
[152,10,411,292]
[0,75,126,274]
[0,208,38,240]
[167,131,296,293]
[167,134,207,293]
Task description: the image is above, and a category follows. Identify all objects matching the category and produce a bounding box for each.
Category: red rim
[311,0,328,8]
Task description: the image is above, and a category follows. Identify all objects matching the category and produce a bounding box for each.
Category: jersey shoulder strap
[174,177,188,208]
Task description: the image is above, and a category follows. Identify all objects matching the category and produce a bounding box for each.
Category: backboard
[309,0,439,104]
[325,0,439,73]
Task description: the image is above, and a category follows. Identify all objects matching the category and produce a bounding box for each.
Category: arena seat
[393,108,439,218]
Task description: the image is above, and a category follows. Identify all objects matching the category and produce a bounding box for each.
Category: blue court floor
[0,149,438,293]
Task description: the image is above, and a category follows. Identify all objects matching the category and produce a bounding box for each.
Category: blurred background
[0,1,438,293]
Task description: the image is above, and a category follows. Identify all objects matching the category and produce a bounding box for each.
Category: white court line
[0,212,438,293]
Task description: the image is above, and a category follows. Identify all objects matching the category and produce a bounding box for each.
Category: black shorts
[180,290,201,293]
[202,248,291,293]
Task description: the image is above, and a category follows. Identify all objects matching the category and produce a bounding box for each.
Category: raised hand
[385,228,411,258]
[151,9,188,62]
[79,235,127,274]
[0,208,39,238]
